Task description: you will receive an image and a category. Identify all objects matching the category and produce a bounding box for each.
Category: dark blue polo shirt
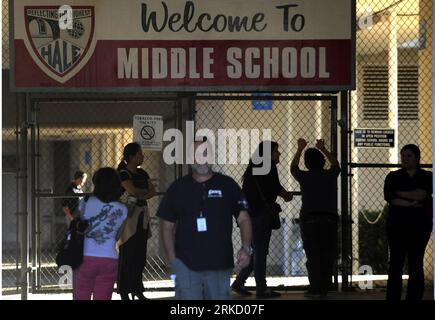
[157,173,249,271]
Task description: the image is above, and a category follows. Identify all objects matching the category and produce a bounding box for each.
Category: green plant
[358,208,389,274]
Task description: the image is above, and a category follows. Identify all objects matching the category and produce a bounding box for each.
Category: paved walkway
[2,288,434,300]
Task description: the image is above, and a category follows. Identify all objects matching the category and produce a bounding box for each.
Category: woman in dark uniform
[384,144,433,300]
[116,142,157,300]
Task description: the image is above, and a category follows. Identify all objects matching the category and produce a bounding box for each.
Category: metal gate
[28,94,186,293]
[193,93,341,286]
[3,92,344,294]
[3,91,433,296]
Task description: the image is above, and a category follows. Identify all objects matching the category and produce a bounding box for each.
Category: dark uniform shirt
[384,168,433,222]
[157,173,249,271]
[61,182,83,217]
[291,165,340,215]
[119,168,150,207]
[242,164,284,217]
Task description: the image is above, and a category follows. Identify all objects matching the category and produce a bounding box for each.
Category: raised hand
[315,139,326,150]
[297,138,308,150]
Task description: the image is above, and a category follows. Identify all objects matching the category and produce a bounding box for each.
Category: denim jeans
[171,258,232,300]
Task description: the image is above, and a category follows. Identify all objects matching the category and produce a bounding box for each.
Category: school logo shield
[24,6,95,83]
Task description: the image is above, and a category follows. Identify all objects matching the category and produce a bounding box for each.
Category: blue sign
[420,20,427,49]
[252,93,273,110]
[84,151,92,165]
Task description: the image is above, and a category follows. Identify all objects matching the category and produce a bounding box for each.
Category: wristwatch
[241,245,254,256]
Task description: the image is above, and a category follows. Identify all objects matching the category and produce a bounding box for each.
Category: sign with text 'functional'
[133,115,163,151]
[12,0,355,92]
[354,129,395,148]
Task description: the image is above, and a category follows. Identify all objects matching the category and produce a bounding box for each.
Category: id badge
[197,217,207,232]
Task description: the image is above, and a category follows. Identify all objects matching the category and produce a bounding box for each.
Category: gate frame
[192,92,350,291]
[23,93,187,294]
[13,91,354,296]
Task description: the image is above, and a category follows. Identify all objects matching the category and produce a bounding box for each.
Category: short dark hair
[74,170,85,180]
[401,144,421,165]
[304,148,326,170]
[92,167,122,203]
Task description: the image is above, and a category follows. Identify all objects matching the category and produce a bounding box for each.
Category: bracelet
[241,245,254,255]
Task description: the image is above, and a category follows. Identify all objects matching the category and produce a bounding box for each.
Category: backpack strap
[119,169,133,180]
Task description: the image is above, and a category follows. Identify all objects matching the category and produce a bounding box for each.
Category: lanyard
[199,183,207,218]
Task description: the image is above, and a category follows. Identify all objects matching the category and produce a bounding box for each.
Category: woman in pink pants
[73,167,128,300]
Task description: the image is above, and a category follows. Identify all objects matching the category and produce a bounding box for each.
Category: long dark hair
[117,142,141,171]
[401,144,421,168]
[242,141,278,182]
[93,167,122,203]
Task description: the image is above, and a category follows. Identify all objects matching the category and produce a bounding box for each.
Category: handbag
[116,204,152,251]
[264,202,282,230]
[254,179,282,230]
[55,217,89,269]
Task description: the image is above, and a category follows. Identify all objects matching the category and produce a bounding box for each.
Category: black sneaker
[231,284,252,296]
[256,288,281,299]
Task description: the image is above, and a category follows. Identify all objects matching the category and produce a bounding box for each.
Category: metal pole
[330,97,338,158]
[29,99,37,293]
[173,98,181,181]
[35,106,42,289]
[340,91,350,291]
[432,0,435,300]
[17,93,29,299]
[15,94,20,293]
[178,94,195,178]
[330,96,339,290]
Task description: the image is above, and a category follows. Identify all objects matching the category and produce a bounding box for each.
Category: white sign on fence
[133,115,163,151]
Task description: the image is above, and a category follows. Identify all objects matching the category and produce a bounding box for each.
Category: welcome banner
[12,0,355,92]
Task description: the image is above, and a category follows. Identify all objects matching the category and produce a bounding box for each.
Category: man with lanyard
[157,139,253,300]
[62,170,87,225]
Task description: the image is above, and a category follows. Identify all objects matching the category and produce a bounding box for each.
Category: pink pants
[73,256,118,300]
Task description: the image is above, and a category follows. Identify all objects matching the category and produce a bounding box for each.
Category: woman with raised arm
[291,138,340,298]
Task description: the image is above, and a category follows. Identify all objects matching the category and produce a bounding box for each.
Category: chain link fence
[2,0,10,69]
[2,0,434,297]
[2,107,19,293]
[2,93,338,294]
[350,0,433,293]
[2,93,187,293]
[195,94,336,281]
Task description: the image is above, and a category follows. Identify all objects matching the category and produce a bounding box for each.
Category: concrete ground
[2,275,433,300]
[1,288,434,300]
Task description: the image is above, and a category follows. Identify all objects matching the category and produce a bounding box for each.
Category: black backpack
[55,217,89,270]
